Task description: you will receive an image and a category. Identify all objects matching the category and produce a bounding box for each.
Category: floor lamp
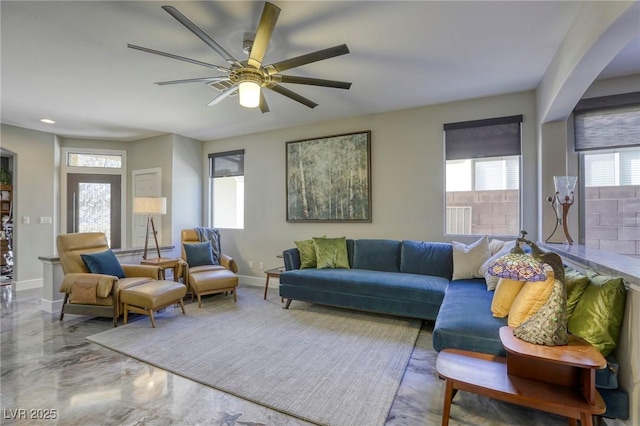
[133,197,166,260]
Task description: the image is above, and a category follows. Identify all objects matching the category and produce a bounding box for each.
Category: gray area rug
[87,291,421,426]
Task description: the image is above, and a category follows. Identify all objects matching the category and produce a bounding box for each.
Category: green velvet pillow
[295,239,317,269]
[568,269,626,356]
[313,237,350,269]
[564,266,590,318]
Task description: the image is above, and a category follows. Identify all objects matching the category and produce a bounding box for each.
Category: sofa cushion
[452,235,490,280]
[183,241,216,267]
[295,238,318,269]
[491,278,525,318]
[433,279,507,356]
[313,237,350,269]
[352,239,401,272]
[479,240,517,291]
[568,269,626,356]
[80,249,126,279]
[507,266,554,327]
[564,266,590,318]
[279,268,448,305]
[400,240,453,279]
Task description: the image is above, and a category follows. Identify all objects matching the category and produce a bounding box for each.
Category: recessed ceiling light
[40,118,55,124]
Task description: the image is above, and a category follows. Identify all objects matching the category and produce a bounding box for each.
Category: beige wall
[203,90,538,277]
[0,124,58,287]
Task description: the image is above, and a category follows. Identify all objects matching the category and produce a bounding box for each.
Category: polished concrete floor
[1,284,567,425]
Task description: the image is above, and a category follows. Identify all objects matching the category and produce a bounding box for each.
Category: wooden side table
[264,267,284,301]
[140,257,180,281]
[436,326,606,426]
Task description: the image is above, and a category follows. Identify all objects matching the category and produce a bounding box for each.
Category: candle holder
[545,176,577,244]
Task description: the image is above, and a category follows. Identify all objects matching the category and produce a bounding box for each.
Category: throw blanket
[195,227,221,265]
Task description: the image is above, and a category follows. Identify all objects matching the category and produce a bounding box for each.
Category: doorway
[67,173,121,248]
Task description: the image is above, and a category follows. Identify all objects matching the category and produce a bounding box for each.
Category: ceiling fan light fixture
[239,81,261,108]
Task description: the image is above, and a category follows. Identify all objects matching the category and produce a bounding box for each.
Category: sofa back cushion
[400,240,453,279]
[352,239,401,272]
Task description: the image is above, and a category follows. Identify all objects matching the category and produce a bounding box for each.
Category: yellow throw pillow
[508,266,554,327]
[491,278,525,318]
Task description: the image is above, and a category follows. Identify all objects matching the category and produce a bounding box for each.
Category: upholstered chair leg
[233,289,237,302]
[123,304,129,325]
[59,294,69,321]
[197,294,202,308]
[179,299,185,314]
[149,310,156,328]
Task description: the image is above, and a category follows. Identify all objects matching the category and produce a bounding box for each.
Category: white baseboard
[41,298,64,314]
[238,274,278,288]
[15,278,43,291]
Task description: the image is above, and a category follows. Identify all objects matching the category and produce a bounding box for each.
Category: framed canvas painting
[286,131,371,222]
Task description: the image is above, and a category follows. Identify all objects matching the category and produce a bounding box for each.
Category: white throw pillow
[478,240,517,291]
[452,235,490,280]
[489,239,505,255]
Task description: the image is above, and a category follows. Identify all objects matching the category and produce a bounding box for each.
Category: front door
[67,173,121,248]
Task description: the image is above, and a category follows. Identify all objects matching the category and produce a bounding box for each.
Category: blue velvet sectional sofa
[280,238,627,421]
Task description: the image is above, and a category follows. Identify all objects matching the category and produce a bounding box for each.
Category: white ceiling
[1,1,639,142]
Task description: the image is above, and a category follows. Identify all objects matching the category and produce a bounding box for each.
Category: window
[444,115,522,236]
[574,92,640,259]
[209,150,244,229]
[67,152,122,168]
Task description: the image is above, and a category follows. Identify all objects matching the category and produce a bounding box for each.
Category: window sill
[540,242,640,292]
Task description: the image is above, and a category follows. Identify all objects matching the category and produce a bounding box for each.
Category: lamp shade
[133,197,166,215]
[239,81,260,108]
[553,176,577,200]
[487,252,547,282]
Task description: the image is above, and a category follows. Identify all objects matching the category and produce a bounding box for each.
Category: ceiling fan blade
[268,83,318,109]
[247,2,280,69]
[128,44,229,72]
[265,44,350,75]
[207,85,238,106]
[259,91,270,114]
[155,77,230,86]
[272,75,351,90]
[162,5,242,68]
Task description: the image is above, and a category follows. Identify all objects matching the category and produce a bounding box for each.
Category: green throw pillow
[296,239,317,269]
[564,266,590,319]
[568,269,626,356]
[313,237,350,269]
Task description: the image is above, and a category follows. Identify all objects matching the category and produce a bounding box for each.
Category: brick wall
[447,186,640,259]
[446,189,519,236]
[585,185,640,259]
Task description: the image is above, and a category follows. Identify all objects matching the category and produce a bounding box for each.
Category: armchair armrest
[60,273,117,299]
[121,264,162,280]
[176,259,189,284]
[220,254,238,273]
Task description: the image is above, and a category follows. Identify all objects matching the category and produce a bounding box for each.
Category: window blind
[209,150,244,178]
[574,92,640,151]
[444,115,523,160]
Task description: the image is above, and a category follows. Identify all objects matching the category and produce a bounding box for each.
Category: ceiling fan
[128,2,352,113]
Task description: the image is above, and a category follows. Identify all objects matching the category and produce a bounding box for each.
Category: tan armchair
[57,232,161,326]
[180,228,238,307]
